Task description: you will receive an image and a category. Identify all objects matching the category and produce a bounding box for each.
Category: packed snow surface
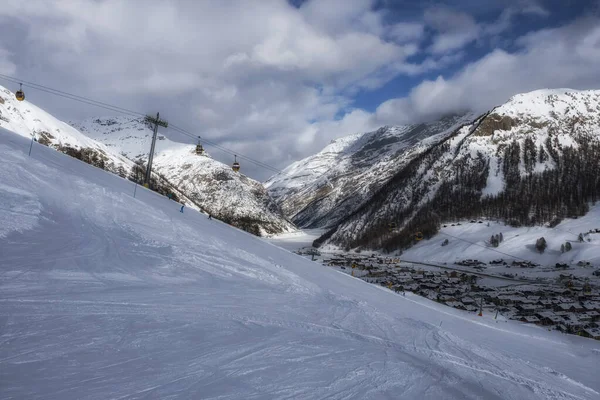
[1,128,599,399]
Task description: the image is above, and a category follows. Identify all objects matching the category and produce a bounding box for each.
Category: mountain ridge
[315,88,600,251]
[266,113,476,229]
[71,116,296,236]
[0,84,294,236]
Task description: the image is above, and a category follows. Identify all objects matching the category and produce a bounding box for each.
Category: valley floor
[1,129,600,400]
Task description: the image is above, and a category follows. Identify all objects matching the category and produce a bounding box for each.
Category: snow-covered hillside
[72,116,295,235]
[0,85,132,173]
[402,211,600,275]
[319,89,600,252]
[266,114,474,228]
[1,127,599,399]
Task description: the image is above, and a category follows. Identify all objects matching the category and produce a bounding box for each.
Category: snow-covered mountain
[266,114,474,228]
[2,127,599,399]
[72,116,295,236]
[316,89,600,251]
[0,85,132,174]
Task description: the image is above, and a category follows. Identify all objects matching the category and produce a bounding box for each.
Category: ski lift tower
[144,113,168,187]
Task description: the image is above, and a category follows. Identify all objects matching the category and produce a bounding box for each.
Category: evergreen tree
[535,237,547,253]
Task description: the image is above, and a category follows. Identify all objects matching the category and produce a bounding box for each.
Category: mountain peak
[267,113,474,228]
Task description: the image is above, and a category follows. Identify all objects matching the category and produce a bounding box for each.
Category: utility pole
[144,113,168,187]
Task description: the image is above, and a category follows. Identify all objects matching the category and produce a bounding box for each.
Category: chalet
[554,303,584,313]
[520,298,537,305]
[498,295,527,304]
[440,288,459,296]
[438,295,456,302]
[582,302,600,311]
[581,328,600,340]
[461,297,475,305]
[517,304,538,315]
[519,316,540,324]
[536,312,563,326]
[420,282,440,290]
[584,311,600,321]
[446,301,465,310]
[537,299,553,308]
[579,313,597,322]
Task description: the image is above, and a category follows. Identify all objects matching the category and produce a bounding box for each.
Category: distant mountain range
[268,89,600,252]
[266,114,474,229]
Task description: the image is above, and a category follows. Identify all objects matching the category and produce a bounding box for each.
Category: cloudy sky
[1,0,599,180]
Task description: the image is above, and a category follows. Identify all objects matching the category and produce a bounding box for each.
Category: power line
[0,73,145,117]
[168,124,285,174]
[0,73,290,177]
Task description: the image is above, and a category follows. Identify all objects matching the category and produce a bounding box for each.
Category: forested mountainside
[266,114,473,228]
[315,89,600,252]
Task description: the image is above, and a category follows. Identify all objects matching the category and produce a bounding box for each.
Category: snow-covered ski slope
[1,127,599,399]
[402,215,600,269]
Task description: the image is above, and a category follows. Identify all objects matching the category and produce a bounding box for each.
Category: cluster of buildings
[316,253,600,340]
[486,283,600,339]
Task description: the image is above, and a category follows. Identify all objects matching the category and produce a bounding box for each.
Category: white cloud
[373,16,600,125]
[0,0,429,178]
[0,0,596,180]
[519,0,550,17]
[424,2,551,55]
[424,7,480,54]
[0,48,16,75]
[389,22,425,44]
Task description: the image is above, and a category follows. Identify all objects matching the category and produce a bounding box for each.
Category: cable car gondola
[232,155,240,172]
[195,136,204,155]
[415,231,424,241]
[388,222,397,232]
[15,83,25,101]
